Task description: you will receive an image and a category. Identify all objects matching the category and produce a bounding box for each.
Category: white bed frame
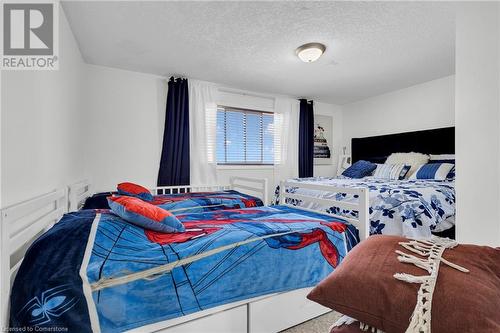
[68,179,93,211]
[1,180,368,333]
[279,179,370,240]
[68,177,269,212]
[0,188,68,331]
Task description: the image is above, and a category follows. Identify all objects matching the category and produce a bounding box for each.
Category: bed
[276,127,456,239]
[276,177,455,239]
[68,177,269,213]
[1,181,368,333]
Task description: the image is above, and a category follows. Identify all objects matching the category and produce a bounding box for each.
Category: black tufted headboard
[351,127,455,164]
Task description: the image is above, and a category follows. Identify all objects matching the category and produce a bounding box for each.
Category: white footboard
[279,180,370,240]
[68,179,92,211]
[230,177,268,205]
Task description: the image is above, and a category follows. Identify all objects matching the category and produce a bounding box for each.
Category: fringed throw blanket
[332,236,469,333]
[332,315,385,333]
[394,237,469,333]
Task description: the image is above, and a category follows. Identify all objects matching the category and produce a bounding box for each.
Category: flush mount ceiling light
[296,43,326,63]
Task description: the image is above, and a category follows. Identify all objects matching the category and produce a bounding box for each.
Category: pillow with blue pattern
[429,156,455,180]
[342,160,377,179]
[410,163,455,181]
[117,182,154,201]
[108,195,185,233]
[373,164,411,180]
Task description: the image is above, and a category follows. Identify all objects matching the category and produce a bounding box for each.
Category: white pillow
[410,163,455,180]
[385,152,429,178]
[429,154,455,161]
[373,164,411,180]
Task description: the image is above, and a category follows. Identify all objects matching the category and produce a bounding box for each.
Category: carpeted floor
[280,311,342,333]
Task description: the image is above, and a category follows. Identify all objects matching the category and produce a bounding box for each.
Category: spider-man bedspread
[151,190,263,214]
[10,206,359,333]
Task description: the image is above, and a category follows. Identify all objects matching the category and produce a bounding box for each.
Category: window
[216,106,274,165]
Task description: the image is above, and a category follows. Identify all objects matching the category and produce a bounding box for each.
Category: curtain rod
[218,87,276,101]
[218,87,312,102]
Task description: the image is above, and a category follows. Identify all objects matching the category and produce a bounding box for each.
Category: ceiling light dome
[296,43,326,63]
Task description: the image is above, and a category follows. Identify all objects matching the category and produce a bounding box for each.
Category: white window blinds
[216,106,274,165]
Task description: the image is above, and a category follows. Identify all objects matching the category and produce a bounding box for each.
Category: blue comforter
[275,177,455,239]
[10,206,357,332]
[152,190,263,214]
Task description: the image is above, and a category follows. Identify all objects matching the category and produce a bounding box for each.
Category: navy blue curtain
[299,99,314,178]
[157,77,190,186]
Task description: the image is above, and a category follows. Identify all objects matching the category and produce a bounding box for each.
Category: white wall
[1,9,87,207]
[84,65,167,192]
[455,2,500,246]
[341,75,455,150]
[82,74,342,200]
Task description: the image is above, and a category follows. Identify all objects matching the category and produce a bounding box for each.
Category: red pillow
[108,196,184,233]
[117,182,153,201]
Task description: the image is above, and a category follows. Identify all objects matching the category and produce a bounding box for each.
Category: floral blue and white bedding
[274,177,455,239]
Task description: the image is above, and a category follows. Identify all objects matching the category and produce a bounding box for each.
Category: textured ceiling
[62,1,457,104]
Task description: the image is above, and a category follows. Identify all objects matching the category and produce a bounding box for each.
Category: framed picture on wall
[314,115,333,165]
